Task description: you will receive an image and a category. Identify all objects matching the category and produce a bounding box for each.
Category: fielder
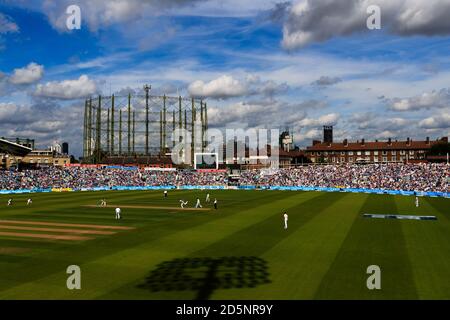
[213,198,218,210]
[283,212,288,230]
[27,198,32,206]
[7,199,12,206]
[164,190,168,198]
[179,200,188,209]
[101,199,107,207]
[195,198,202,208]
[415,196,419,208]
[206,193,210,203]
[115,207,122,220]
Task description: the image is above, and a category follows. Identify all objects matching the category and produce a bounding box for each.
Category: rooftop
[306,137,448,151]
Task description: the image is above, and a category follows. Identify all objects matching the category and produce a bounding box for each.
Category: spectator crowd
[240,163,449,192]
[0,163,448,193]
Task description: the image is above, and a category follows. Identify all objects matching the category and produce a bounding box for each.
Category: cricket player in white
[206,193,210,203]
[27,198,32,206]
[7,199,12,206]
[180,200,188,208]
[115,207,122,220]
[283,212,288,230]
[415,196,419,208]
[164,190,168,198]
[195,198,202,208]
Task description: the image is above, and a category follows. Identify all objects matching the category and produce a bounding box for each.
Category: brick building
[1,149,71,169]
[306,136,448,164]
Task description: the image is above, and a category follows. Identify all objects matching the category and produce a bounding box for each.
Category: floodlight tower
[144,84,151,155]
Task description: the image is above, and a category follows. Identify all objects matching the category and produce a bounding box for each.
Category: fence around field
[0,185,448,198]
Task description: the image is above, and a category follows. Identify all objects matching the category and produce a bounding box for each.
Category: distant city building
[50,141,62,154]
[280,131,294,152]
[279,149,310,167]
[306,136,448,164]
[62,142,69,155]
[1,149,71,169]
[323,126,333,144]
[0,137,71,169]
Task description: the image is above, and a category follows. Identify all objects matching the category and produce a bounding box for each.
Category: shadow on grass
[137,256,271,299]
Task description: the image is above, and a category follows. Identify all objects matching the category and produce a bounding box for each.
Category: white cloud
[303,128,321,140]
[0,12,19,34]
[0,102,19,120]
[282,0,450,50]
[34,75,97,99]
[386,117,409,128]
[0,100,84,155]
[311,76,342,87]
[15,0,276,33]
[208,99,312,129]
[9,62,44,85]
[38,0,208,32]
[258,80,289,98]
[375,130,396,139]
[298,113,340,127]
[174,0,277,17]
[188,75,248,99]
[387,88,450,111]
[188,74,290,99]
[0,102,34,124]
[419,113,450,129]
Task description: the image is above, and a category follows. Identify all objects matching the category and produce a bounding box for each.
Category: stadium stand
[0,138,32,157]
[0,163,448,193]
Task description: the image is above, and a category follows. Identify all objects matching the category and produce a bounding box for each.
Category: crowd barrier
[178,185,226,190]
[0,188,52,194]
[0,185,448,198]
[266,186,449,197]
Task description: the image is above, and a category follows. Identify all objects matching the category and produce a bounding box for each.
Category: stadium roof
[0,138,32,156]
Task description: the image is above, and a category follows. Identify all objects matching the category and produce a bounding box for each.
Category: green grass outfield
[0,189,449,300]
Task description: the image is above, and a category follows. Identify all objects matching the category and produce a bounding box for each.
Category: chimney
[388,138,392,146]
[343,139,348,147]
[361,138,365,146]
[406,137,410,146]
[426,137,430,145]
[312,140,321,146]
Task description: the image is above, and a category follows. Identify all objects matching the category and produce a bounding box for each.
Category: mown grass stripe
[190,192,346,258]
[1,190,448,300]
[94,191,327,300]
[313,194,418,299]
[0,191,295,298]
[230,193,369,300]
[126,192,346,300]
[396,196,450,299]
[424,197,450,223]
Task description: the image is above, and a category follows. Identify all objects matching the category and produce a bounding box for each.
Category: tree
[427,142,450,156]
[69,155,79,164]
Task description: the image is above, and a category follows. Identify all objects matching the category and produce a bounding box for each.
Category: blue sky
[0,0,449,156]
